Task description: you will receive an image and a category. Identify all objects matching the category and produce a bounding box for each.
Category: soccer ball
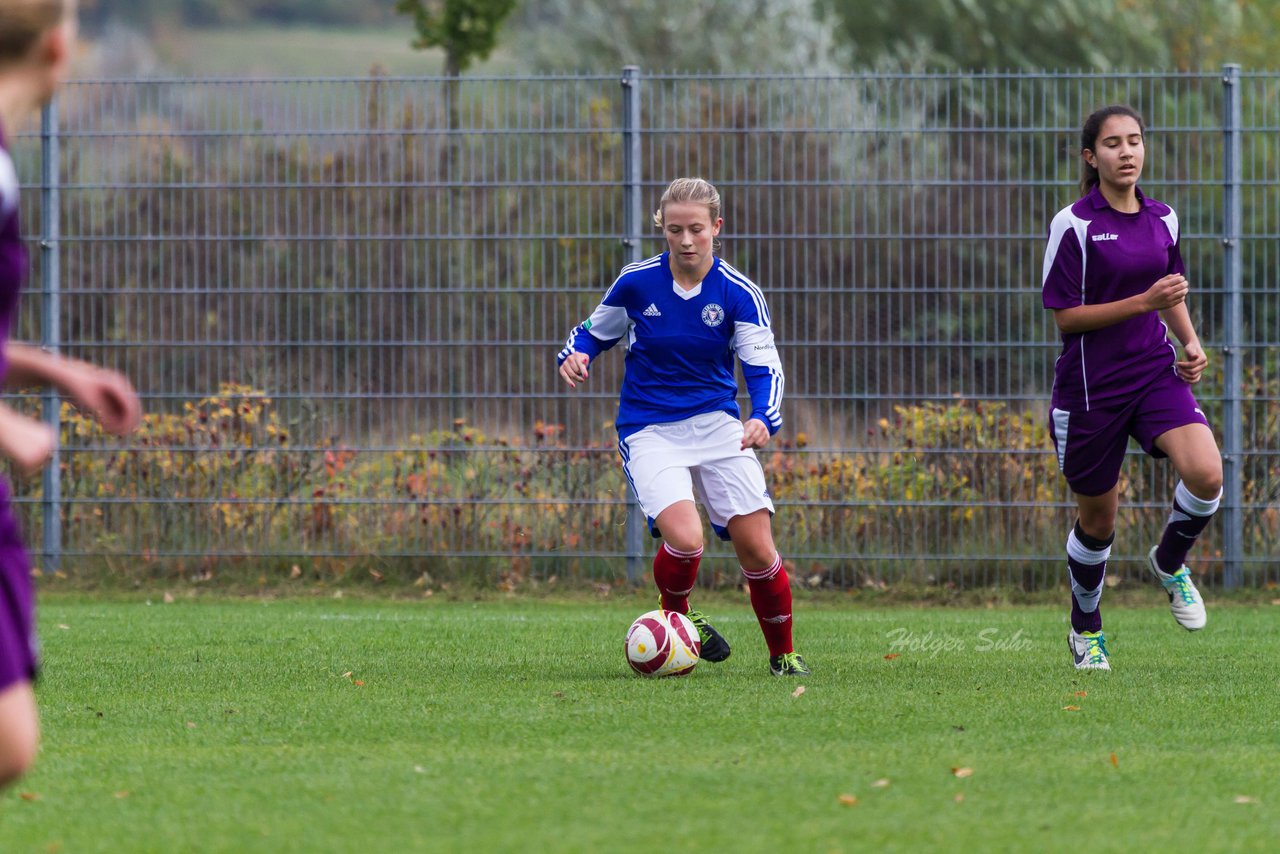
[625,609,701,677]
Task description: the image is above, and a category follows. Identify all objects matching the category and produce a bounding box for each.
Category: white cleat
[1147,546,1207,631]
[1069,628,1111,671]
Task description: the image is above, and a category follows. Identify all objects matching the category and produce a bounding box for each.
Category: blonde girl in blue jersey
[558,177,807,676]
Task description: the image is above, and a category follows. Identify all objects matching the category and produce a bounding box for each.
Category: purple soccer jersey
[1042,185,1209,496]
[1041,185,1183,411]
[0,128,23,353]
[0,125,38,691]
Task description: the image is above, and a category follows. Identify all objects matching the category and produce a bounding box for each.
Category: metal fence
[6,68,1278,588]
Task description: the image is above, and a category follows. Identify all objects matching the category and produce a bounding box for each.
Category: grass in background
[154,26,522,77]
[2,595,1277,852]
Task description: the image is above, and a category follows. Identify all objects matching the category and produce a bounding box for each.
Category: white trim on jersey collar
[672,280,702,300]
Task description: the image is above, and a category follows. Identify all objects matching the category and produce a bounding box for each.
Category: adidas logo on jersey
[642,303,662,317]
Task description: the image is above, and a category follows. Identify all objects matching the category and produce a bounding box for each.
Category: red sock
[654,542,702,614]
[744,555,792,657]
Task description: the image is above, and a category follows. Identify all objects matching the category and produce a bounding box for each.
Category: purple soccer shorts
[1048,370,1210,497]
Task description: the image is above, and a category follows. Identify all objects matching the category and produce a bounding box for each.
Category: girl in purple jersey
[0,0,143,789]
[1042,105,1222,671]
[558,178,807,676]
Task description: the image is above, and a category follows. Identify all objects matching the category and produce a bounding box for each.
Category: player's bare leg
[655,500,702,555]
[653,501,729,661]
[0,681,38,789]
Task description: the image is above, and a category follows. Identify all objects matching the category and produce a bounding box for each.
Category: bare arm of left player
[3,342,142,435]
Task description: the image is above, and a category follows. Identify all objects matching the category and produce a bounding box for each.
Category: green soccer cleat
[679,602,731,662]
[769,651,810,676]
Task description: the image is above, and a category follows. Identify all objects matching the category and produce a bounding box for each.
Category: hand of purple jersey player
[62,366,142,436]
[740,417,770,450]
[0,404,55,476]
[1143,273,1189,311]
[558,353,590,389]
[1176,340,1208,385]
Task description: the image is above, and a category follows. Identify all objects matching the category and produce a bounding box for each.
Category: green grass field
[2,593,1277,852]
[153,25,521,77]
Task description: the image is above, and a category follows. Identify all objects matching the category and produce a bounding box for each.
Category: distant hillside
[155,26,452,78]
[82,0,400,31]
[71,22,535,79]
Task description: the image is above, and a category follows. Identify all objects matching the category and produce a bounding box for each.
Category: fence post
[620,66,645,583]
[1221,64,1243,588]
[39,96,62,573]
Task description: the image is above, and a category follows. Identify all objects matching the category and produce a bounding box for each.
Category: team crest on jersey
[701,303,725,327]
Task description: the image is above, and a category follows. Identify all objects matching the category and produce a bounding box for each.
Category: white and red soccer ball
[625,609,701,677]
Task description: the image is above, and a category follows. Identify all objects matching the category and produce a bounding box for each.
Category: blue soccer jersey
[558,253,784,440]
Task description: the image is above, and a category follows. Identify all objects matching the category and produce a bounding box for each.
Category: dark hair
[1079,105,1146,196]
[0,0,68,66]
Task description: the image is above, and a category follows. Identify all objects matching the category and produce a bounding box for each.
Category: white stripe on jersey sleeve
[556,302,630,362]
[618,253,664,277]
[582,302,629,341]
[720,261,770,325]
[733,321,785,428]
[1160,208,1179,244]
[763,366,784,427]
[1041,207,1091,299]
[603,254,664,301]
[732,321,782,370]
[556,336,577,363]
[0,149,18,216]
[558,257,659,360]
[747,365,784,429]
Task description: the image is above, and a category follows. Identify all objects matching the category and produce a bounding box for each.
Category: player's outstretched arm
[0,402,55,476]
[556,279,630,389]
[3,343,142,436]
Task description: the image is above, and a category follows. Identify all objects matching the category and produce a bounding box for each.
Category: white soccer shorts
[618,410,775,541]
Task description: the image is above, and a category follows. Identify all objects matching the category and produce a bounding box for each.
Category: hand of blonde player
[0,406,57,477]
[740,418,770,450]
[558,353,590,388]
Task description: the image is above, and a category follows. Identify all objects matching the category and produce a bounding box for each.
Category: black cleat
[684,606,731,662]
[769,652,810,676]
